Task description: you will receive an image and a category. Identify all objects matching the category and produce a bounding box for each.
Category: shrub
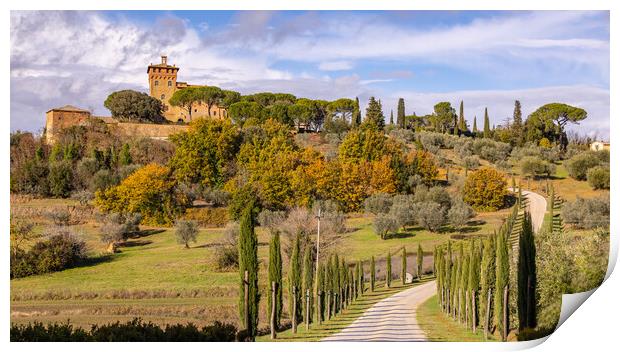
[373,214,399,239]
[11,230,87,279]
[175,220,199,249]
[561,196,609,229]
[520,156,556,179]
[587,166,610,190]
[91,169,120,192]
[215,222,239,270]
[564,152,601,181]
[389,195,416,230]
[183,207,229,227]
[415,201,445,232]
[99,213,141,253]
[71,190,94,206]
[462,168,507,211]
[11,319,237,342]
[364,193,393,215]
[95,164,190,225]
[48,160,73,197]
[203,188,231,207]
[45,207,71,226]
[463,156,479,170]
[448,198,475,228]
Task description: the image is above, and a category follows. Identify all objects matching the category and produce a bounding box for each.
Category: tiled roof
[47,105,90,113]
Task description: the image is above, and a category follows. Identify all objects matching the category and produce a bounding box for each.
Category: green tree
[460,247,470,322]
[355,261,361,298]
[512,100,523,146]
[483,108,491,138]
[169,87,202,122]
[389,110,394,125]
[431,102,456,133]
[48,160,73,198]
[317,262,325,321]
[364,97,385,130]
[370,256,376,292]
[386,251,392,288]
[118,143,132,166]
[468,240,481,329]
[480,233,496,333]
[458,100,466,133]
[417,244,424,280]
[198,86,224,117]
[174,220,198,249]
[518,212,537,330]
[289,233,302,324]
[104,90,163,123]
[495,228,510,341]
[401,247,407,284]
[473,116,478,133]
[352,97,362,127]
[359,260,365,295]
[524,103,587,149]
[238,204,259,339]
[302,244,314,325]
[268,231,283,329]
[228,101,264,127]
[397,98,406,128]
[169,119,240,187]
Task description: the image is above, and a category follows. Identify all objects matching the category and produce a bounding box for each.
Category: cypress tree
[348,268,354,303]
[480,233,496,333]
[397,98,406,128]
[518,212,537,330]
[332,254,340,313]
[386,251,392,288]
[302,244,314,325]
[458,100,465,132]
[365,96,385,130]
[450,246,459,318]
[317,262,325,322]
[370,256,376,292]
[417,244,424,280]
[483,108,491,138]
[340,258,346,309]
[445,242,452,314]
[238,204,259,338]
[495,228,510,341]
[401,247,407,285]
[436,246,444,309]
[355,261,360,298]
[359,260,365,295]
[353,97,362,127]
[468,240,482,329]
[119,143,132,166]
[390,110,394,125]
[268,231,283,329]
[472,116,478,133]
[512,100,523,145]
[288,233,302,325]
[460,247,470,323]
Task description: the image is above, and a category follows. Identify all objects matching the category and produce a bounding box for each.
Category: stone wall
[107,120,189,140]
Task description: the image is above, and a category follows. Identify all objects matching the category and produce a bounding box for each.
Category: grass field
[10,194,503,331]
[417,294,494,342]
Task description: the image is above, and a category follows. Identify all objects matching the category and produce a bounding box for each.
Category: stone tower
[147,56,179,120]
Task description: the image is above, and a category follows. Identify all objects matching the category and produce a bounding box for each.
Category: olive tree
[175,220,199,249]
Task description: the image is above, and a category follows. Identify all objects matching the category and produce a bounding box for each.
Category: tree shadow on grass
[77,254,115,269]
[118,240,153,248]
[385,232,416,240]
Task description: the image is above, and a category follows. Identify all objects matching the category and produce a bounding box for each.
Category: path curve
[515,189,547,232]
[322,281,436,342]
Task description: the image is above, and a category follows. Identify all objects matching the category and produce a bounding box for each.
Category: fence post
[270,281,277,339]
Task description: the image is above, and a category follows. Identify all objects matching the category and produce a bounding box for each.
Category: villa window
[154,80,159,86]
[168,80,172,87]
[161,94,165,100]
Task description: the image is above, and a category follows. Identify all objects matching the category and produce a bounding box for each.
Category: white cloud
[318,61,354,71]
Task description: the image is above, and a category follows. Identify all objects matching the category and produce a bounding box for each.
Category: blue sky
[11,10,610,137]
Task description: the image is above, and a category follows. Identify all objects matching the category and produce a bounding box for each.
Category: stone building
[44,55,225,143]
[148,55,227,122]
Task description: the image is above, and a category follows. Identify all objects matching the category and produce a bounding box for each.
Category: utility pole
[314,207,322,322]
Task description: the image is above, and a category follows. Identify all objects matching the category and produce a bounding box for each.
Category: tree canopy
[104,90,164,123]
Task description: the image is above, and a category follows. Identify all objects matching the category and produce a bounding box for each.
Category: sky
[10,10,610,138]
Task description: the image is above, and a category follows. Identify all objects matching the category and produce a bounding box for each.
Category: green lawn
[417,294,494,342]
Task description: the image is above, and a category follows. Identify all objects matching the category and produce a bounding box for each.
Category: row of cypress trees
[433,193,536,341]
[241,200,426,340]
